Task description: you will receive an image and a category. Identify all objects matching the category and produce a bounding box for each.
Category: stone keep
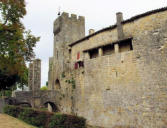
[28,59,41,91]
[48,12,85,90]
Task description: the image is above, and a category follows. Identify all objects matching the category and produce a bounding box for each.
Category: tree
[0,0,40,91]
[40,86,48,91]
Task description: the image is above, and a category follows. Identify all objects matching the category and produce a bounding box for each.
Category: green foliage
[0,85,17,98]
[49,113,86,128]
[3,105,86,128]
[0,0,40,90]
[65,77,76,89]
[46,81,48,87]
[40,86,48,91]
[61,72,65,78]
[3,105,50,128]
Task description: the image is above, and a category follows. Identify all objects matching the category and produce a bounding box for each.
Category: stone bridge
[13,90,62,112]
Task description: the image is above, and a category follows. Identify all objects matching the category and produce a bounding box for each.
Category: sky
[22,0,167,86]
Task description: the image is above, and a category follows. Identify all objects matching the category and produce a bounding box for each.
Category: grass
[0,114,37,128]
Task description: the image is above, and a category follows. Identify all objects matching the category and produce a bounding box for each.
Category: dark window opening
[102,44,114,56]
[74,61,84,69]
[119,39,133,53]
[78,61,84,67]
[89,49,98,59]
[69,49,71,60]
[55,79,61,89]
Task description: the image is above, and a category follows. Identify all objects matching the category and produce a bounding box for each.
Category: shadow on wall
[44,101,59,112]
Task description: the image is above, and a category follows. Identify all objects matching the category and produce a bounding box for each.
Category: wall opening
[18,102,32,107]
[102,44,114,56]
[119,39,133,53]
[89,49,98,59]
[44,102,59,112]
[55,79,61,89]
[69,49,71,60]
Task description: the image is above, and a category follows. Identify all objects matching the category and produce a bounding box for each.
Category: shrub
[3,105,86,128]
[49,113,86,128]
[40,86,48,91]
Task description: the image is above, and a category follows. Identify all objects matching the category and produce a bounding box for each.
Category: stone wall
[62,10,167,127]
[49,9,167,128]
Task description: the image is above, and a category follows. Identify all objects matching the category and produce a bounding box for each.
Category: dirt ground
[0,114,36,128]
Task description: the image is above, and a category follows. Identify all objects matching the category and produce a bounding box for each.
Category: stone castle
[14,7,167,128]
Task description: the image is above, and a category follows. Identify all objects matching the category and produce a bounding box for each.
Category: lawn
[0,114,36,128]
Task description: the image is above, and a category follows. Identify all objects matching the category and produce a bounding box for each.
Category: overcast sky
[23,0,166,86]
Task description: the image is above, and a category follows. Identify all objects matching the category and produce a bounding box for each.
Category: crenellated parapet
[53,12,85,36]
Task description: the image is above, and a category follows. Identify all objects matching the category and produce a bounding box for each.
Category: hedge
[3,105,86,128]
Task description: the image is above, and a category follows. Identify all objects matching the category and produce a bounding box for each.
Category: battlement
[53,12,85,35]
[61,12,85,21]
[53,12,85,44]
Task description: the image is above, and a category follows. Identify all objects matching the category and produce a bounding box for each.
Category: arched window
[55,79,61,89]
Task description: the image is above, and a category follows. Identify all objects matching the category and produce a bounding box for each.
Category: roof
[69,6,167,47]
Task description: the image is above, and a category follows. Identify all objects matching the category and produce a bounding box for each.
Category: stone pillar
[116,12,124,40]
[28,63,33,90]
[114,44,119,53]
[98,48,103,56]
[32,59,41,91]
[28,59,41,91]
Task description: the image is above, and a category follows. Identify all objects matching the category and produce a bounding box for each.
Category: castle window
[78,61,84,67]
[69,49,71,60]
[55,79,61,89]
[89,49,98,59]
[119,39,133,53]
[74,61,84,69]
[102,44,114,56]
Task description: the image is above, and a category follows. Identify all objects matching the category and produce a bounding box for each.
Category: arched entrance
[44,102,59,112]
[55,79,61,89]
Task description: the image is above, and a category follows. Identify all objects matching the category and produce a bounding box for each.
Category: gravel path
[0,114,36,128]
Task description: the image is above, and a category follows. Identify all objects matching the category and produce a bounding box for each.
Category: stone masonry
[48,7,167,128]
[28,59,41,91]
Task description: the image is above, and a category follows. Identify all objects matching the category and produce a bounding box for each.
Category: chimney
[116,12,123,24]
[116,12,124,40]
[89,29,95,35]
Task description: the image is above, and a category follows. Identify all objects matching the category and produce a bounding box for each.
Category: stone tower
[48,12,85,90]
[28,59,41,91]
